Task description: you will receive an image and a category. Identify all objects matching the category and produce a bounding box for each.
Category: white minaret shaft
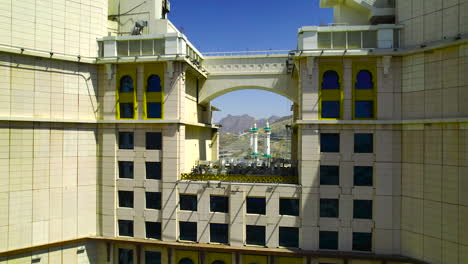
[253,123,258,154]
[249,129,253,149]
[265,121,271,157]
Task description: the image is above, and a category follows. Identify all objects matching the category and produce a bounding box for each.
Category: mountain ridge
[217,114,287,134]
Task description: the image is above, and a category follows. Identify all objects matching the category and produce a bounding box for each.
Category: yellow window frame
[175,250,199,264]
[352,62,377,120]
[116,68,137,120]
[144,65,165,120]
[319,63,344,120]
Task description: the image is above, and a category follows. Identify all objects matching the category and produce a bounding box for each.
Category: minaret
[249,127,254,150]
[251,123,259,156]
[263,121,272,158]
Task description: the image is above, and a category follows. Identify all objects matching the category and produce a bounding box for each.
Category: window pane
[353,200,373,219]
[147,75,162,92]
[355,101,374,119]
[332,32,346,49]
[180,194,197,211]
[322,71,340,90]
[246,197,266,215]
[279,198,300,216]
[154,39,165,55]
[118,220,134,237]
[320,199,339,218]
[117,41,129,56]
[147,102,162,118]
[319,231,338,250]
[179,258,195,264]
[354,166,373,186]
[119,161,134,179]
[354,133,373,153]
[210,223,229,244]
[353,232,372,251]
[355,70,374,89]
[348,31,361,48]
[142,40,154,56]
[179,221,197,241]
[118,248,134,264]
[210,196,229,213]
[120,103,134,119]
[320,134,340,153]
[129,40,140,56]
[362,31,377,48]
[146,222,161,240]
[279,227,299,248]
[119,132,134,149]
[246,225,265,246]
[321,101,340,119]
[146,192,161,210]
[318,32,332,49]
[120,76,134,92]
[146,162,162,180]
[320,165,339,185]
[118,191,134,208]
[145,251,161,264]
[146,132,162,150]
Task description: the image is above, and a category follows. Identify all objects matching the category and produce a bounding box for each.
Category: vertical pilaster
[343,59,353,120]
[137,65,144,119]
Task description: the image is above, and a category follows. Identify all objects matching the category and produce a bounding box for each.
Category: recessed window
[146,222,161,240]
[180,194,197,211]
[279,198,300,216]
[355,101,374,119]
[147,75,162,92]
[279,227,299,248]
[146,162,162,180]
[120,103,134,119]
[354,133,373,153]
[210,223,229,244]
[179,221,197,242]
[319,231,338,250]
[321,101,340,119]
[119,132,134,149]
[145,251,161,264]
[147,102,162,118]
[354,166,373,186]
[118,248,134,264]
[146,192,161,210]
[118,191,133,208]
[246,225,265,246]
[120,76,134,93]
[322,70,340,90]
[353,232,372,251]
[118,220,134,237]
[353,200,373,219]
[246,197,266,215]
[320,199,339,218]
[320,165,339,185]
[179,258,195,264]
[146,132,162,150]
[118,161,134,179]
[210,196,229,213]
[320,133,340,153]
[355,70,374,90]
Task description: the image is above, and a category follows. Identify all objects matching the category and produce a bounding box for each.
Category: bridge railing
[203,50,291,57]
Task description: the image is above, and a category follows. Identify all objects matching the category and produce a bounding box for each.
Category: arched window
[179,258,194,264]
[355,70,374,89]
[212,261,225,264]
[120,75,134,93]
[147,75,162,92]
[321,70,340,90]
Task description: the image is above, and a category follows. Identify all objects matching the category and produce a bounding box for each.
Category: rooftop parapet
[320,0,395,25]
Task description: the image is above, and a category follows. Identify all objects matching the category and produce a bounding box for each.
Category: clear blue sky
[169,1,333,121]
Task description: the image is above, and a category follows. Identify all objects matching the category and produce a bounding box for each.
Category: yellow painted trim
[117,66,137,120]
[352,62,377,120]
[175,250,199,264]
[144,64,165,120]
[318,63,344,120]
[141,245,168,264]
[206,252,232,264]
[242,255,268,264]
[277,257,303,264]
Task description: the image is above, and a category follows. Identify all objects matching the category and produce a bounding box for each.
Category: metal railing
[203,50,291,57]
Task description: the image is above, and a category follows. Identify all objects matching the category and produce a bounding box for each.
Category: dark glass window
[147,75,162,92]
[119,132,134,149]
[212,261,225,264]
[146,222,161,240]
[146,192,161,210]
[180,194,197,211]
[210,223,229,244]
[355,70,374,90]
[355,101,374,119]
[145,251,161,264]
[354,133,373,153]
[210,196,229,213]
[146,132,162,150]
[146,162,162,180]
[319,231,338,250]
[354,166,373,186]
[147,103,162,119]
[320,133,340,153]
[279,198,300,216]
[118,191,133,208]
[119,161,134,179]
[120,76,134,93]
[246,225,265,246]
[320,199,339,218]
[120,103,134,119]
[179,221,197,242]
[320,165,339,185]
[353,200,373,219]
[353,232,372,251]
[246,197,266,215]
[321,101,340,119]
[279,227,299,248]
[118,220,134,237]
[118,248,134,264]
[322,70,340,90]
[179,258,194,264]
